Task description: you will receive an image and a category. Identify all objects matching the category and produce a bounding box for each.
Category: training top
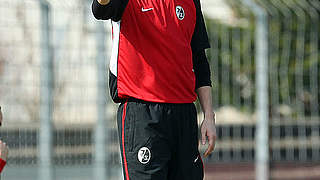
[92,0,211,103]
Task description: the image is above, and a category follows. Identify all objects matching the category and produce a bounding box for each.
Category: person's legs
[117,101,203,180]
[117,101,172,180]
[167,103,204,180]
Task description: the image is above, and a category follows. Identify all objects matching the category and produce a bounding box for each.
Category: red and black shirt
[92,0,211,103]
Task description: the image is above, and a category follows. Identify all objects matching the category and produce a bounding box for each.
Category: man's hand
[200,115,216,157]
[196,86,217,157]
[0,140,8,161]
[97,0,110,5]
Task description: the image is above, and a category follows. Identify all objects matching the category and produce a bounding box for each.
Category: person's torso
[109,0,197,103]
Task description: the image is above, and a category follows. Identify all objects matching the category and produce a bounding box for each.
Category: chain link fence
[0,0,120,179]
[203,0,320,179]
[205,0,319,162]
[0,0,319,180]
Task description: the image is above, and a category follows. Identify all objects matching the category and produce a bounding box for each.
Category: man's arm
[92,0,128,21]
[192,50,216,157]
[192,50,216,158]
[92,0,112,20]
[196,86,217,157]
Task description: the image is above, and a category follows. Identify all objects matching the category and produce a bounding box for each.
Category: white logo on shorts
[138,147,151,164]
[176,6,185,20]
[194,156,199,163]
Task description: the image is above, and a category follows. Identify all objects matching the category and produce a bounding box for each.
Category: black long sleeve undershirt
[92,0,128,21]
[193,50,212,90]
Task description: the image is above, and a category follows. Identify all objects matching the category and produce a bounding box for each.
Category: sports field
[3,163,320,180]
[204,163,320,180]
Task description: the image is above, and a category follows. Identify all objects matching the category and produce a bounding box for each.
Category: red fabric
[116,0,197,103]
[0,158,6,173]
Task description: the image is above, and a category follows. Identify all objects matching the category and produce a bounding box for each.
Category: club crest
[176,6,185,20]
[138,147,151,164]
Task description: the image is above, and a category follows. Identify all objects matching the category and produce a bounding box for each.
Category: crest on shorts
[138,147,151,164]
[176,6,185,20]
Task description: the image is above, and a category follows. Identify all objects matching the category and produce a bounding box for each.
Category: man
[92,0,216,179]
[0,106,8,173]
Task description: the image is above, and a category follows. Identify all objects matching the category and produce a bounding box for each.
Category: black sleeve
[191,0,211,89]
[92,0,128,21]
[193,49,212,89]
[191,0,210,53]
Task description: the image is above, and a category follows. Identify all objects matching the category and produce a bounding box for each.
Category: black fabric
[193,50,212,89]
[190,0,212,89]
[109,70,123,103]
[117,99,204,180]
[191,0,210,53]
[92,0,128,21]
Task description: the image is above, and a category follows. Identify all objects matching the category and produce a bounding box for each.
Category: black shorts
[117,98,204,180]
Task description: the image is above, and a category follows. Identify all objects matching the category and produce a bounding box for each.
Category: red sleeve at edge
[0,158,6,173]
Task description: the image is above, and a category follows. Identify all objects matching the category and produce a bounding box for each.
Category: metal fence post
[241,0,269,180]
[39,0,53,180]
[94,22,108,180]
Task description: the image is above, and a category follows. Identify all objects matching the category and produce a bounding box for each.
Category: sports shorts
[117,98,204,180]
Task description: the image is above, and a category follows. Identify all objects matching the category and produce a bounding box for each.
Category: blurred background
[0,0,319,180]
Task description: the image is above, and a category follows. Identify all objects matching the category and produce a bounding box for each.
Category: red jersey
[92,0,211,103]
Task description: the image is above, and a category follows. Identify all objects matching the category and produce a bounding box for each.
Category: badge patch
[176,6,185,20]
[138,147,151,164]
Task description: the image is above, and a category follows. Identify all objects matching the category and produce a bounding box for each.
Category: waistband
[122,97,194,106]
